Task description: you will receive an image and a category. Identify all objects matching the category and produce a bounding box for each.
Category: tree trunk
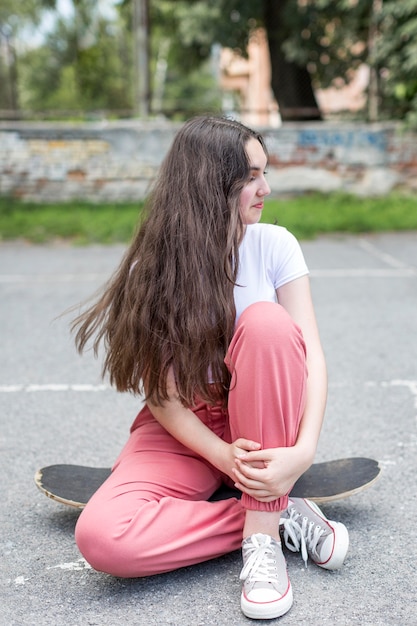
[5,32,19,114]
[263,0,321,121]
[133,0,151,117]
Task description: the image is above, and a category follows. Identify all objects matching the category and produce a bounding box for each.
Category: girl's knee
[75,508,114,574]
[75,505,148,578]
[236,302,304,349]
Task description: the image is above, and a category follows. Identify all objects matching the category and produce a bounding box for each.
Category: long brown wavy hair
[72,116,268,407]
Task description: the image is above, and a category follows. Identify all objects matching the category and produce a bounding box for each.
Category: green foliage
[14,0,224,118]
[147,1,223,113]
[154,0,262,61]
[153,0,417,124]
[5,0,417,124]
[161,59,222,117]
[0,0,56,26]
[375,0,417,123]
[281,0,417,125]
[282,0,371,87]
[18,8,133,112]
[0,0,57,109]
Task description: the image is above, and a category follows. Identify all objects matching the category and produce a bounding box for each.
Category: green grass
[261,193,417,238]
[0,198,142,244]
[0,193,417,244]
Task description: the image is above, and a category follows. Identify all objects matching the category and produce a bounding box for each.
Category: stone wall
[1,120,416,202]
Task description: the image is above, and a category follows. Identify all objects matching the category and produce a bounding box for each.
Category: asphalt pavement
[1,232,416,625]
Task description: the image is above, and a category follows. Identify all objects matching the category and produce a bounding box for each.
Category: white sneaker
[280,498,349,570]
[240,533,293,620]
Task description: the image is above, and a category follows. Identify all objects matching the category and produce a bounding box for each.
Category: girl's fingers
[235,459,266,479]
[233,464,288,500]
[234,481,272,498]
[235,483,285,502]
[232,466,269,490]
[238,449,271,462]
[232,473,264,491]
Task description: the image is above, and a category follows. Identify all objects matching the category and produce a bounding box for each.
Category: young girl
[72,116,349,620]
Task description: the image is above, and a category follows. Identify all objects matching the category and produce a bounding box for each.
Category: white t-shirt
[234,223,309,323]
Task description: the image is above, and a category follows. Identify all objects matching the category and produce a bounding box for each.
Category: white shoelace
[280,509,325,567]
[240,535,279,584]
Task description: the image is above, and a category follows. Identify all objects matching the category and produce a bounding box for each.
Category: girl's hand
[220,438,262,482]
[231,445,312,502]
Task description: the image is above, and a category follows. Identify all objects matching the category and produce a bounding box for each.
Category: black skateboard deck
[35,457,381,509]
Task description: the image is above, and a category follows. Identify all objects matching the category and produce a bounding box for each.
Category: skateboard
[34,457,381,509]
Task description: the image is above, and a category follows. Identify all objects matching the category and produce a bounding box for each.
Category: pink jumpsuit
[75,301,307,577]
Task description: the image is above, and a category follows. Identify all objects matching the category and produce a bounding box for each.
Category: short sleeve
[268,226,309,289]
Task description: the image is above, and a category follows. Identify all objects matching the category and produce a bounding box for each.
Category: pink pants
[75,302,307,577]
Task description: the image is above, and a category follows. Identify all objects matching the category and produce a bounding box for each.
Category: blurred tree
[263,0,322,120]
[8,0,417,124]
[18,1,133,114]
[157,0,322,120]
[157,0,417,124]
[375,0,417,125]
[280,0,417,124]
[0,0,56,113]
[145,0,223,116]
[18,0,223,117]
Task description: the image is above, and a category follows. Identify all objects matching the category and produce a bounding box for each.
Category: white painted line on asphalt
[0,268,416,283]
[358,238,412,269]
[13,559,92,585]
[0,273,109,283]
[14,576,30,585]
[0,383,110,392]
[381,379,417,411]
[310,268,416,277]
[1,380,416,395]
[47,558,92,572]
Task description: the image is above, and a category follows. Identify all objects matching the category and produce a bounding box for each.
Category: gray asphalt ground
[1,232,416,626]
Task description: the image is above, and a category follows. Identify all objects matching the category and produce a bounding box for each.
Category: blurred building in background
[219,28,368,127]
[219,29,280,127]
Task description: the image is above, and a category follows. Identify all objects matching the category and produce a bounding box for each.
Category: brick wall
[1,120,416,202]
